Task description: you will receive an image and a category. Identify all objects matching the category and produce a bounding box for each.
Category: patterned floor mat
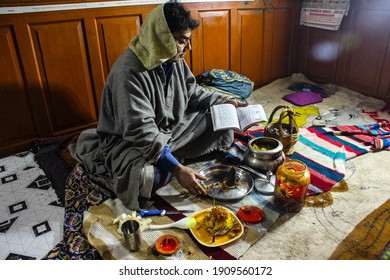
[0,151,64,259]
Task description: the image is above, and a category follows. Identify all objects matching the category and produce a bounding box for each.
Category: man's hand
[225,97,248,108]
[173,164,207,195]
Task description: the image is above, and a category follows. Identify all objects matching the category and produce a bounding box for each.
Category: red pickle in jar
[274,160,310,212]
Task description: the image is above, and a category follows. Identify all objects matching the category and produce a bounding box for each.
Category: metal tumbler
[121,219,141,252]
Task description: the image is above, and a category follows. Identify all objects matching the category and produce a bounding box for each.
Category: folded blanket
[330,122,390,150]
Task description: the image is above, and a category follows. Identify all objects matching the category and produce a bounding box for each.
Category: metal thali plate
[198,164,254,201]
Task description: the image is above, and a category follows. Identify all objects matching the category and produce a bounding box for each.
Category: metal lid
[254,171,275,195]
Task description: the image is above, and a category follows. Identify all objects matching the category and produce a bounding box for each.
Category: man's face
[168,28,192,63]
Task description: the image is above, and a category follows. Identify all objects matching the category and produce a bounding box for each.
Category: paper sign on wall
[300,0,350,31]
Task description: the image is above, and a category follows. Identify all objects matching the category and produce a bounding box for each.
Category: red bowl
[155,234,181,255]
[237,205,264,224]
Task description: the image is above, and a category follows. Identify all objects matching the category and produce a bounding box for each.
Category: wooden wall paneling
[84,17,105,112]
[262,8,295,84]
[287,3,301,78]
[28,19,97,135]
[378,15,390,102]
[299,0,390,101]
[96,15,141,75]
[92,14,142,107]
[183,44,192,69]
[0,1,302,156]
[12,22,53,138]
[304,28,342,83]
[359,0,390,10]
[333,9,353,87]
[0,24,37,156]
[229,8,239,73]
[0,0,81,5]
[341,9,390,97]
[295,26,309,75]
[192,9,230,76]
[236,9,264,85]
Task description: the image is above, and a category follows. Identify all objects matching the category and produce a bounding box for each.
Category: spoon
[149,217,196,230]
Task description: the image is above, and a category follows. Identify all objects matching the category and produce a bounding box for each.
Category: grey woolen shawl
[69,4,233,210]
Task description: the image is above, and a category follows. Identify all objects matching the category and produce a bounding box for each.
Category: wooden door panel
[0,25,36,154]
[192,10,230,76]
[263,9,294,83]
[343,10,390,94]
[237,9,264,85]
[96,15,141,75]
[305,28,341,82]
[29,20,97,134]
[379,31,390,102]
[298,0,390,101]
[92,15,142,107]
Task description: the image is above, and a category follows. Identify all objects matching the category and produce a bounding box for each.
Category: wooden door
[379,36,390,102]
[299,27,343,83]
[340,9,390,97]
[0,25,37,155]
[297,0,390,102]
[234,9,264,85]
[91,14,142,107]
[26,20,98,135]
[191,9,230,76]
[263,8,298,84]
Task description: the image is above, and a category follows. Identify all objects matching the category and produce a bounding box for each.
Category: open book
[210,103,267,132]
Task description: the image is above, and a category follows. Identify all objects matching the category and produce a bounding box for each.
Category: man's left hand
[225,98,248,108]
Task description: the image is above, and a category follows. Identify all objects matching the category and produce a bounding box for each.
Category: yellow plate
[190,206,244,247]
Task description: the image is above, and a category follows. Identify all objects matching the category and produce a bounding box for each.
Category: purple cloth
[283,91,323,106]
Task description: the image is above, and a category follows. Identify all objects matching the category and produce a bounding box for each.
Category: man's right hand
[173,164,207,195]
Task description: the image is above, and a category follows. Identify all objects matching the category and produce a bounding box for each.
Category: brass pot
[244,137,285,174]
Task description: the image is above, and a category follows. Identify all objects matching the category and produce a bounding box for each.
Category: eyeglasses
[174,36,191,47]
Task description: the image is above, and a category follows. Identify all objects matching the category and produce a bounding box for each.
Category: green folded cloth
[129,4,177,70]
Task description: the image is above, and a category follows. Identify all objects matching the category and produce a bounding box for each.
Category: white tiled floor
[0,151,64,260]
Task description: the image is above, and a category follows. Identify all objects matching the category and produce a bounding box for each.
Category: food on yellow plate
[203,206,235,236]
[191,206,243,246]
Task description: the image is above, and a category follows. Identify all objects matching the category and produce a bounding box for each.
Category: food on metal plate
[202,167,241,192]
[203,180,241,192]
[198,165,254,201]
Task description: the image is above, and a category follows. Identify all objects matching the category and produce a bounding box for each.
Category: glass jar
[274,159,310,212]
